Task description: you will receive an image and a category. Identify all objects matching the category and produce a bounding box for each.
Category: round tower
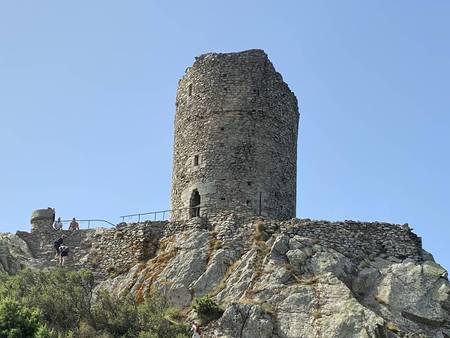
[171,49,299,220]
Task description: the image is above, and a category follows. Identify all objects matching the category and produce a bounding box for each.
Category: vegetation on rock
[193,295,224,324]
[0,269,189,338]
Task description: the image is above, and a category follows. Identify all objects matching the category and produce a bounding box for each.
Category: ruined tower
[171,49,299,220]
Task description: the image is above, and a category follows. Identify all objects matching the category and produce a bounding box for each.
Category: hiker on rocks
[58,244,69,266]
[191,321,202,338]
[69,217,79,231]
[53,235,65,259]
[52,217,63,230]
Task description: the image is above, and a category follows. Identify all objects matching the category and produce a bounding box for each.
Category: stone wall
[89,222,165,275]
[278,219,423,264]
[171,49,299,221]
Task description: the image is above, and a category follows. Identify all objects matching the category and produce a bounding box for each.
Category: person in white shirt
[53,217,63,230]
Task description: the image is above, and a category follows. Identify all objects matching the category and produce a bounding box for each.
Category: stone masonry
[171,49,299,221]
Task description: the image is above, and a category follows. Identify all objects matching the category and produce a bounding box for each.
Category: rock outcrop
[1,213,449,338]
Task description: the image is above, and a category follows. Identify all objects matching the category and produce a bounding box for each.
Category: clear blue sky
[0,1,449,269]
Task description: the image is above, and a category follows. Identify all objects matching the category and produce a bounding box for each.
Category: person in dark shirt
[53,235,64,259]
[58,245,69,266]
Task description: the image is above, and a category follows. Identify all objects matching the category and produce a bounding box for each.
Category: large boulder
[0,233,34,274]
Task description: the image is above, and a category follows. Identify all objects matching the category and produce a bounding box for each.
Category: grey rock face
[0,233,34,273]
[213,303,273,338]
[171,49,299,221]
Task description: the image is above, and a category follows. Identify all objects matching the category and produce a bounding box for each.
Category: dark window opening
[188,84,193,96]
[194,155,199,166]
[246,200,251,206]
[190,190,201,218]
[220,197,226,201]
[224,87,228,92]
[220,127,224,131]
[247,181,252,186]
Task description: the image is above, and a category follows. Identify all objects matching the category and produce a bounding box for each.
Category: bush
[0,268,95,333]
[0,297,55,338]
[192,296,223,324]
[0,269,189,338]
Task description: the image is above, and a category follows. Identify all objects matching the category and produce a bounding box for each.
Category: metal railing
[120,205,214,223]
[60,219,116,230]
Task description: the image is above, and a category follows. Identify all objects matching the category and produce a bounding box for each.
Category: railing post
[259,192,262,216]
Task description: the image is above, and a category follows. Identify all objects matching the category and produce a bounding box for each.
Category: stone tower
[171,49,299,220]
[30,208,55,232]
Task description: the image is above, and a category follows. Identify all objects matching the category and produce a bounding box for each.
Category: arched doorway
[189,190,201,218]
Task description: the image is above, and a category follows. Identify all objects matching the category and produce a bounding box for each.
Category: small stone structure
[30,208,55,232]
[171,49,299,221]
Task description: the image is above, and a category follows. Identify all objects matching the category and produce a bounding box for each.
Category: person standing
[52,217,63,230]
[69,217,79,231]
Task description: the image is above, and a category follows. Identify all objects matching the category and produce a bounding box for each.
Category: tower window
[188,84,192,96]
[194,155,199,166]
[247,181,252,186]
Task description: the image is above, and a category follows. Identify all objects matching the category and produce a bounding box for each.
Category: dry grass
[134,241,178,303]
[374,295,388,306]
[303,276,319,285]
[207,232,223,264]
[386,322,400,333]
[312,309,322,319]
[254,219,267,242]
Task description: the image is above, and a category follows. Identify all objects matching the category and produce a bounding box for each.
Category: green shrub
[192,296,223,324]
[0,297,55,338]
[0,269,189,338]
[0,268,95,333]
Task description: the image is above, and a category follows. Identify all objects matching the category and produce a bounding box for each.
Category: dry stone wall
[89,222,165,275]
[278,219,423,264]
[171,49,299,221]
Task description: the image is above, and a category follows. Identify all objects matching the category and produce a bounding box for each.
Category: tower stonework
[171,49,299,220]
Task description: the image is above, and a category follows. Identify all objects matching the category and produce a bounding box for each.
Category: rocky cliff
[1,213,449,338]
